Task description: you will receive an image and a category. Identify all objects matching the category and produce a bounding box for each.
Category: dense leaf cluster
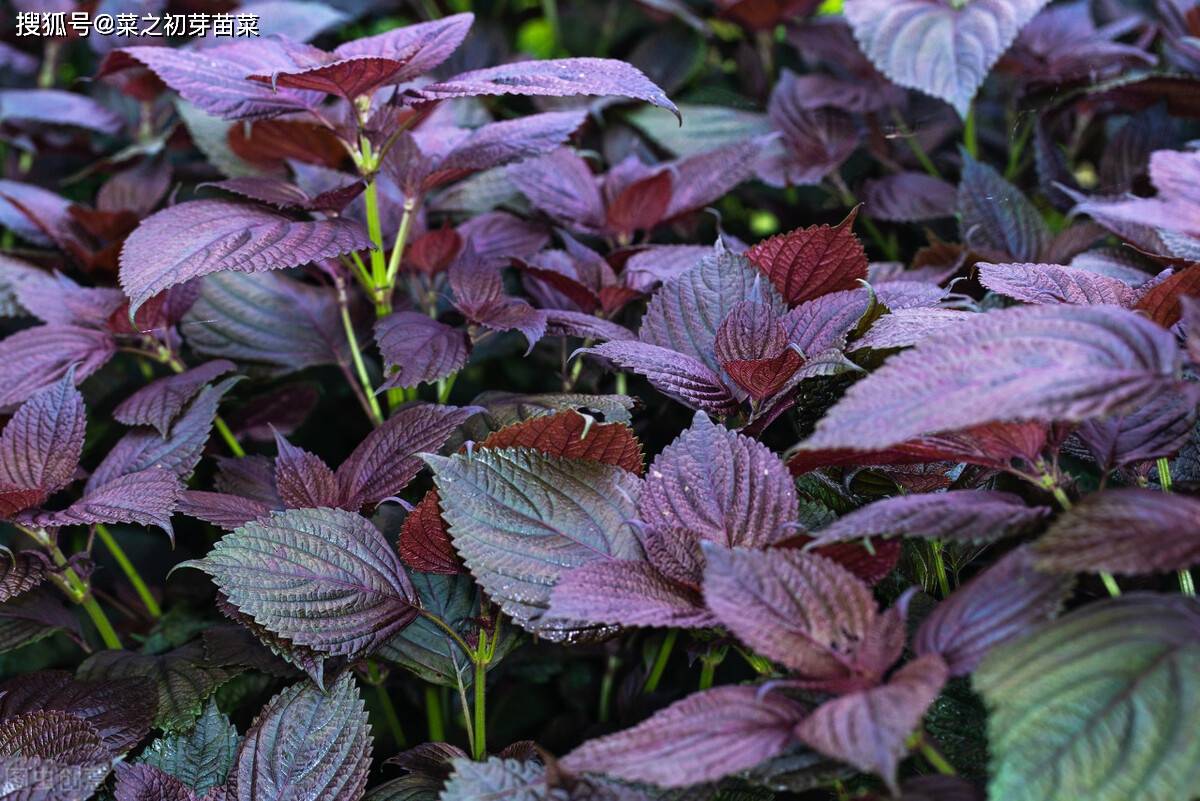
[1,1,1199,800]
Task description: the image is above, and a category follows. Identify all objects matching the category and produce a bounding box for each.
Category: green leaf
[975,594,1200,801]
[424,447,643,640]
[136,699,238,795]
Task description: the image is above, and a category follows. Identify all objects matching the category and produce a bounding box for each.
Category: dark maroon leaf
[1135,265,1200,328]
[449,249,546,352]
[114,762,203,801]
[1075,392,1197,471]
[508,148,606,234]
[561,686,807,787]
[915,547,1071,676]
[606,170,672,235]
[273,432,340,509]
[0,374,85,515]
[0,551,45,602]
[958,154,1049,262]
[802,305,1184,451]
[796,654,949,794]
[119,200,373,313]
[578,341,740,416]
[0,709,113,801]
[1033,489,1200,576]
[398,491,460,575]
[376,312,470,390]
[28,468,183,538]
[809,492,1050,547]
[113,361,237,436]
[0,671,156,754]
[746,208,868,306]
[177,491,274,531]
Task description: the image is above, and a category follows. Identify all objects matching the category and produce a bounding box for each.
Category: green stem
[642,629,678,693]
[80,594,123,650]
[1004,116,1034,181]
[1046,475,1120,597]
[698,646,727,691]
[94,524,161,619]
[916,734,957,776]
[541,0,560,51]
[212,417,246,458]
[963,104,979,159]
[18,525,122,649]
[472,633,488,760]
[930,541,951,598]
[335,278,384,426]
[383,198,418,313]
[598,654,619,723]
[425,684,446,742]
[890,110,942,179]
[615,372,628,396]
[1157,458,1194,596]
[1099,572,1122,598]
[367,662,406,749]
[436,372,458,405]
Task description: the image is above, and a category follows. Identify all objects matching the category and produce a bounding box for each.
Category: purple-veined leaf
[796,653,949,794]
[0,710,114,801]
[202,176,364,213]
[120,200,372,314]
[89,377,240,490]
[702,545,878,683]
[781,288,871,355]
[508,149,606,234]
[577,341,739,416]
[0,671,156,755]
[561,686,808,788]
[0,587,83,654]
[424,447,643,638]
[114,361,237,436]
[449,249,546,352]
[375,312,469,390]
[15,273,126,328]
[183,271,349,377]
[214,455,281,506]
[547,558,714,629]
[397,492,460,575]
[0,89,123,134]
[543,309,635,342]
[640,412,797,547]
[640,248,786,375]
[473,410,644,474]
[235,0,346,42]
[0,179,71,247]
[1135,265,1200,329]
[335,403,479,510]
[0,374,85,514]
[135,699,238,797]
[27,468,183,538]
[758,74,860,188]
[915,547,1070,676]
[0,550,45,602]
[1070,149,1200,242]
[177,491,275,531]
[975,594,1200,801]
[663,138,765,219]
[849,307,975,352]
[746,208,868,307]
[1074,391,1196,472]
[440,757,546,801]
[959,155,1049,262]
[862,173,958,223]
[227,383,318,443]
[1033,489,1200,576]
[621,245,712,292]
[414,57,680,120]
[333,12,470,73]
[114,763,204,801]
[978,262,1138,306]
[809,491,1050,547]
[97,158,173,218]
[1183,295,1200,365]
[0,254,44,317]
[273,433,340,509]
[0,325,115,410]
[179,507,417,672]
[101,40,325,120]
[802,305,1184,451]
[231,673,370,801]
[844,0,1052,116]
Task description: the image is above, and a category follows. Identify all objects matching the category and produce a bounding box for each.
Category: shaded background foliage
[1,0,1199,800]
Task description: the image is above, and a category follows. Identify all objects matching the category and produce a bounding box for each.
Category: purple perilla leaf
[424,447,643,638]
[795,653,949,795]
[561,686,808,788]
[14,272,127,328]
[176,491,275,532]
[862,173,958,223]
[780,288,872,356]
[746,208,868,307]
[114,361,237,436]
[577,341,740,416]
[179,507,417,669]
[702,545,885,686]
[958,154,1050,262]
[26,468,184,540]
[0,709,114,801]
[809,491,1050,547]
[100,39,327,120]
[0,179,71,247]
[662,138,767,220]
[272,432,341,510]
[543,310,635,343]
[1032,489,1200,577]
[802,304,1184,451]
[449,247,547,352]
[135,698,239,797]
[335,403,480,510]
[915,547,1071,677]
[508,149,606,235]
[757,73,859,188]
[1003,1,1155,85]
[183,271,350,377]
[547,558,716,630]
[232,673,371,801]
[114,763,206,801]
[202,176,365,213]
[414,57,680,120]
[1070,148,1200,241]
[0,586,84,654]
[844,0,1052,117]
[849,307,975,352]
[0,89,124,134]
[120,200,372,315]
[0,325,116,410]
[440,757,546,801]
[0,551,46,603]
[97,158,173,219]
[0,374,85,517]
[640,412,798,548]
[977,262,1139,306]
[1074,391,1197,472]
[375,312,471,390]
